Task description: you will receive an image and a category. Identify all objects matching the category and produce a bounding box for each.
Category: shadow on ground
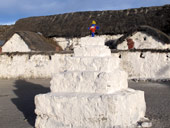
[158,81,170,87]
[11,80,50,126]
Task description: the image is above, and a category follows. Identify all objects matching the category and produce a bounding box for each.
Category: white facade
[54,33,170,51]
[0,34,170,80]
[120,51,170,80]
[2,34,31,52]
[117,32,170,50]
[0,52,170,80]
[0,53,66,79]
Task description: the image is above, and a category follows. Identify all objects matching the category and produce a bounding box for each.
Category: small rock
[141,121,152,127]
[137,124,142,128]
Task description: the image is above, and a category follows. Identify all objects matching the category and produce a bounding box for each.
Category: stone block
[74,45,111,57]
[50,69,128,93]
[79,37,106,46]
[35,89,146,128]
[64,56,120,72]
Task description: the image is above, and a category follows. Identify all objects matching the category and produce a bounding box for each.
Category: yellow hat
[92,20,96,24]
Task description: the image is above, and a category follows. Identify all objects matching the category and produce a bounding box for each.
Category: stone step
[74,45,111,57]
[35,89,146,128]
[79,37,106,46]
[50,69,128,93]
[64,56,120,72]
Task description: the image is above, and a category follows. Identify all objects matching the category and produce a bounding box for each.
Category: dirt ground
[0,79,169,128]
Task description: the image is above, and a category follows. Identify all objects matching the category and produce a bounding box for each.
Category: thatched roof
[9,31,61,51]
[4,4,170,39]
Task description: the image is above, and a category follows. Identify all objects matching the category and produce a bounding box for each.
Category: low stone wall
[118,50,170,80]
[0,50,170,80]
[0,52,69,79]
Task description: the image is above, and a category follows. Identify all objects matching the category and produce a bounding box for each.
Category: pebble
[141,121,152,127]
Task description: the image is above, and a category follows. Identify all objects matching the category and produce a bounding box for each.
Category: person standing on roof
[88,20,99,37]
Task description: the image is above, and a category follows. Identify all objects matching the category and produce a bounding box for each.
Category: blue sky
[0,0,170,25]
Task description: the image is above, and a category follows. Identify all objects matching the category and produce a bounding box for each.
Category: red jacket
[90,26,96,33]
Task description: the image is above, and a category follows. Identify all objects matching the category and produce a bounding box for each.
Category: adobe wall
[0,51,170,80]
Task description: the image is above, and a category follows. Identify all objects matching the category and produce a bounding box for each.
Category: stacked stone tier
[35,89,145,128]
[74,45,111,57]
[64,56,120,72]
[78,37,106,46]
[35,37,146,128]
[50,70,128,93]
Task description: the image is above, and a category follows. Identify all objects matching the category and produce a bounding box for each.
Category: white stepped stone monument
[35,37,146,128]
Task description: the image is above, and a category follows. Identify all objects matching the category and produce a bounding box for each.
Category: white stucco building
[2,31,58,52]
[116,25,170,50]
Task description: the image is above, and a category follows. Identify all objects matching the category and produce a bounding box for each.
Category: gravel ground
[129,80,170,128]
[0,79,169,128]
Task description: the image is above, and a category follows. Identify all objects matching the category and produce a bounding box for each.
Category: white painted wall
[0,53,67,79]
[119,51,170,80]
[117,32,170,50]
[53,35,122,50]
[0,52,170,80]
[2,34,31,52]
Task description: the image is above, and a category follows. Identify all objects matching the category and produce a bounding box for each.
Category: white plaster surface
[35,37,146,128]
[119,51,170,80]
[53,37,69,50]
[53,35,122,50]
[74,45,111,57]
[50,70,128,93]
[64,55,119,72]
[35,89,145,128]
[53,37,80,50]
[117,32,170,50]
[0,52,170,80]
[2,34,31,52]
[1,33,170,80]
[79,37,106,46]
[0,54,66,79]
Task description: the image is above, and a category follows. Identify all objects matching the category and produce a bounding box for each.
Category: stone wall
[119,50,170,80]
[0,52,67,79]
[0,51,170,80]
